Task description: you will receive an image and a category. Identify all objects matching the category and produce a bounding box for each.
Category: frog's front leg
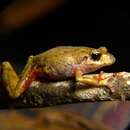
[75,68,115,93]
[75,68,106,87]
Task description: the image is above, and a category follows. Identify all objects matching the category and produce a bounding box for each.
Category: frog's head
[79,46,116,73]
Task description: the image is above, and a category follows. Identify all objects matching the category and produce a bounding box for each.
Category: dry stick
[0,72,130,108]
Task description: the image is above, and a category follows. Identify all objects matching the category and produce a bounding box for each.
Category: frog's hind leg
[13,56,40,98]
[2,56,39,99]
[1,61,19,98]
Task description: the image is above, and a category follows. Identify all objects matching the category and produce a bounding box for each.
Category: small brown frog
[1,46,115,98]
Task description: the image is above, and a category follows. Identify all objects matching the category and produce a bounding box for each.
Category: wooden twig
[0,72,130,108]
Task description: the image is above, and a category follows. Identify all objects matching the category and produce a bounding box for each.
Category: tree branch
[0,72,130,109]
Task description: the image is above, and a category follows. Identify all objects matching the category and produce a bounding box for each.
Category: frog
[1,46,115,99]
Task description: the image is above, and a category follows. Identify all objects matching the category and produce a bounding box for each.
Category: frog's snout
[110,54,116,64]
[102,53,116,66]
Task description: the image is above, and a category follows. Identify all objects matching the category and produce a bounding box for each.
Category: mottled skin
[1,46,115,98]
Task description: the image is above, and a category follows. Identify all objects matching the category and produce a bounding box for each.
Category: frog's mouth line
[85,66,113,75]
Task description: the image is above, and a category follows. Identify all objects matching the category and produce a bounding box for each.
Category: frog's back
[34,46,93,80]
[39,46,93,58]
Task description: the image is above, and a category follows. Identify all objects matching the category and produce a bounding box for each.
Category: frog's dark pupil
[91,52,101,61]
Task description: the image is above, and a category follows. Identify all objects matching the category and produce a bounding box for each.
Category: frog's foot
[1,61,19,98]
[76,76,115,94]
[75,70,115,93]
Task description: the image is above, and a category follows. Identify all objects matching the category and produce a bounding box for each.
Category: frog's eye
[91,51,101,61]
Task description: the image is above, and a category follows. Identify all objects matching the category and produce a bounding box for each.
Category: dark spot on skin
[82,56,88,62]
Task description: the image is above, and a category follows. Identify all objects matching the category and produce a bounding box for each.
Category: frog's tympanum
[1,46,115,98]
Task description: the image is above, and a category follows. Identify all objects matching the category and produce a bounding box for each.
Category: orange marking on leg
[19,68,40,93]
[93,73,105,83]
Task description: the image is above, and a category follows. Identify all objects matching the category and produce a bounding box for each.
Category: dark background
[0,0,129,72]
[0,1,130,130]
